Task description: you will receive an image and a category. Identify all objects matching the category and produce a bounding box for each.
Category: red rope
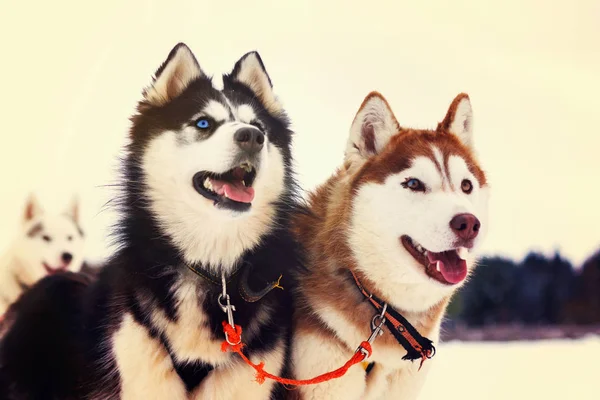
[221,321,370,386]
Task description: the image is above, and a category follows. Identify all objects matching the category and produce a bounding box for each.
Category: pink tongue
[210,179,255,203]
[427,251,467,284]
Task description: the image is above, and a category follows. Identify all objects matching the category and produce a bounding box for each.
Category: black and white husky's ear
[143,43,205,106]
[439,93,473,148]
[230,52,283,115]
[64,195,80,224]
[345,92,400,169]
[24,193,43,223]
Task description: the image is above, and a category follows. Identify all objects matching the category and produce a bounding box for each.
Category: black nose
[61,252,73,265]
[449,213,481,241]
[234,127,264,154]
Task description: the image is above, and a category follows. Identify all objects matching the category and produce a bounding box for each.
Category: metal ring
[358,346,371,358]
[427,346,436,359]
[225,332,241,346]
[371,314,385,330]
[217,294,228,312]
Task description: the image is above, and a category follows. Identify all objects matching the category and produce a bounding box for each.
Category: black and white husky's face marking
[129,44,293,271]
[13,195,85,285]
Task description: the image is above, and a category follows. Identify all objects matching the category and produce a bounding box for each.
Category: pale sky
[0,0,598,266]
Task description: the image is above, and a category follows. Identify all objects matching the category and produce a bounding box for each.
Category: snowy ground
[419,337,600,400]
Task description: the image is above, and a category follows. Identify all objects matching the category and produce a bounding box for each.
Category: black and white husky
[0,43,301,399]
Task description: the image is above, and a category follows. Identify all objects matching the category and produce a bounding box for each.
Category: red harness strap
[218,269,434,386]
[221,321,371,386]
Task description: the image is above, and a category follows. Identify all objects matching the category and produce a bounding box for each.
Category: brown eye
[461,179,473,194]
[42,235,51,242]
[402,178,426,192]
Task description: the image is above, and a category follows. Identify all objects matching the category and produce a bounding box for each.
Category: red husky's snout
[450,213,480,247]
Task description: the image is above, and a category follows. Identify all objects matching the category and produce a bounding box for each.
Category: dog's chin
[192,162,257,213]
[400,235,469,286]
[42,262,68,275]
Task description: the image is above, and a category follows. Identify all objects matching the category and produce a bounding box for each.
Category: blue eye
[196,118,210,129]
[402,178,426,192]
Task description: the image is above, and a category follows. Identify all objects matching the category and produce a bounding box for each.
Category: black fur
[0,44,302,399]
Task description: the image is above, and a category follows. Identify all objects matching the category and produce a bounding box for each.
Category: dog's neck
[297,169,451,345]
[350,266,449,332]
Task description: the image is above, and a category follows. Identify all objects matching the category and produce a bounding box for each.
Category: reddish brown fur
[293,93,487,369]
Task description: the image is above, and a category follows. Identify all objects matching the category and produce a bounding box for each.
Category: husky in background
[0,43,301,400]
[0,194,85,315]
[290,92,489,399]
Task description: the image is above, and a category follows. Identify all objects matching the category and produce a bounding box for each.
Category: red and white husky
[291,92,490,399]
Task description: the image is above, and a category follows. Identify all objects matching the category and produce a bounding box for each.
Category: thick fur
[290,92,489,399]
[0,195,85,315]
[0,43,301,399]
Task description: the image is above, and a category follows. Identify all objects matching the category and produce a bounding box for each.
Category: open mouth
[400,236,468,285]
[192,162,257,212]
[43,262,68,275]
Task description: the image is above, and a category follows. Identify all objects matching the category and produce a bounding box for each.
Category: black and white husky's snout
[0,43,301,399]
[192,123,265,211]
[193,161,257,212]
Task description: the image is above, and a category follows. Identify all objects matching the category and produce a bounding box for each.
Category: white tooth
[436,261,441,272]
[204,178,213,191]
[243,180,247,187]
[458,247,468,260]
[224,192,229,199]
[240,162,252,172]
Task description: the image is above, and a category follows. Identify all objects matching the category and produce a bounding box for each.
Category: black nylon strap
[350,270,435,362]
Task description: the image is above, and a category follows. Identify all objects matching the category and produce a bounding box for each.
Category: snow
[419,337,600,400]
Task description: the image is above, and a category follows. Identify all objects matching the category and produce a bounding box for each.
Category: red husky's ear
[24,193,43,223]
[345,92,400,169]
[143,43,205,107]
[439,93,474,148]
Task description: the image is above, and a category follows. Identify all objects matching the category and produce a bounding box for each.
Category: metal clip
[367,315,386,345]
[371,303,388,331]
[218,293,236,328]
[219,273,240,345]
[357,305,387,359]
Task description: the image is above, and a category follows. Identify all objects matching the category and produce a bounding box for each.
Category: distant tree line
[446,249,600,326]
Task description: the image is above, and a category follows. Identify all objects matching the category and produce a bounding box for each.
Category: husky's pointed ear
[24,193,43,223]
[230,52,283,115]
[65,195,80,224]
[143,43,205,106]
[439,93,473,147]
[345,92,399,168]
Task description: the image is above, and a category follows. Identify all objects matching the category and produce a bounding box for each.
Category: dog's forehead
[408,149,474,189]
[409,155,445,185]
[202,99,232,121]
[200,95,258,124]
[356,129,486,187]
